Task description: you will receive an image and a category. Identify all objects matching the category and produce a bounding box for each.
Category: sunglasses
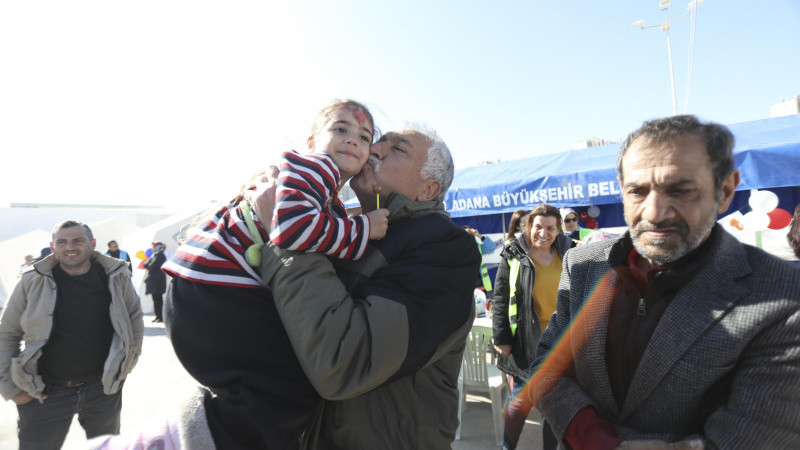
[564,217,578,223]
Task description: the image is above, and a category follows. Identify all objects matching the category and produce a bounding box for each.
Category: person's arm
[269,151,370,259]
[701,306,800,448]
[259,217,479,400]
[492,248,513,355]
[0,281,28,400]
[156,252,167,269]
[120,271,144,374]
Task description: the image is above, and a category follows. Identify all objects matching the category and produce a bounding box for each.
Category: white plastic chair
[456,324,508,445]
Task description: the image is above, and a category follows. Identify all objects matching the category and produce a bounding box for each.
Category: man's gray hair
[407,123,454,202]
[617,114,735,200]
[52,220,94,241]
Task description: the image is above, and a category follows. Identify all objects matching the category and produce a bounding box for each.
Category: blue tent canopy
[445,114,800,221]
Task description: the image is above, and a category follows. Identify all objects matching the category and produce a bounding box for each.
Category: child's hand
[367,208,390,240]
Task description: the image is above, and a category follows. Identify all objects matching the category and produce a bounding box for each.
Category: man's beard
[627,207,718,266]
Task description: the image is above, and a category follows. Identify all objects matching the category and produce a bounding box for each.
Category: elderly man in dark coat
[531,115,800,449]
[143,241,167,323]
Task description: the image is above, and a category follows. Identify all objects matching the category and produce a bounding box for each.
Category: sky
[1,0,799,211]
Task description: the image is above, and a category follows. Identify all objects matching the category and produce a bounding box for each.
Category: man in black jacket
[255,125,481,449]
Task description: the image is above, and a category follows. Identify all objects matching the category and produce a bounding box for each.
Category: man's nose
[370,142,387,159]
[640,191,674,224]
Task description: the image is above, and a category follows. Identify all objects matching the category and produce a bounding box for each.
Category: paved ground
[0,315,545,449]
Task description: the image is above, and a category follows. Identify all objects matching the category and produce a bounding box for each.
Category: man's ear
[717,170,741,214]
[306,135,315,150]
[416,179,442,202]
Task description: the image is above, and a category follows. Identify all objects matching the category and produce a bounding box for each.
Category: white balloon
[587,205,601,218]
[742,211,770,231]
[748,190,779,213]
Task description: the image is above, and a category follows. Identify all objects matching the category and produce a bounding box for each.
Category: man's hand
[463,226,482,240]
[11,391,37,405]
[366,209,390,240]
[615,439,704,450]
[494,344,512,356]
[243,166,280,230]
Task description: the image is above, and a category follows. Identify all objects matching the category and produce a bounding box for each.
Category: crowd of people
[1,103,799,450]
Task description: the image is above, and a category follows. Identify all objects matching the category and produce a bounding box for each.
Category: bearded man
[530,115,800,450]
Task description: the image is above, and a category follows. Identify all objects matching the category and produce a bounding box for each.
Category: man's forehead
[385,130,429,151]
[621,135,712,182]
[623,135,706,165]
[55,227,89,240]
[629,133,705,154]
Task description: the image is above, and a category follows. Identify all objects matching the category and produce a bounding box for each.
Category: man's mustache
[633,219,688,234]
[367,155,381,173]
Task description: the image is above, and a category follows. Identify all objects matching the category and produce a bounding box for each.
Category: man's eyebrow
[385,133,412,148]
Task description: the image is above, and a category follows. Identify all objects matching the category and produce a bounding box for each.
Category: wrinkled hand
[366,208,390,240]
[11,391,37,405]
[243,165,280,231]
[615,439,704,450]
[494,344,512,356]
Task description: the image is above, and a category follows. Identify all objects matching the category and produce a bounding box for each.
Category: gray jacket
[531,230,800,448]
[0,252,144,401]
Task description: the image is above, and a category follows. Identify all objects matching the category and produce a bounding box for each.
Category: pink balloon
[767,208,792,230]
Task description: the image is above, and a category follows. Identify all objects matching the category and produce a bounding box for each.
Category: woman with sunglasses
[560,207,581,247]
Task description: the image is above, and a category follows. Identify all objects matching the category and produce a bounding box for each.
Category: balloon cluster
[743,190,792,231]
[577,205,601,229]
[135,248,153,270]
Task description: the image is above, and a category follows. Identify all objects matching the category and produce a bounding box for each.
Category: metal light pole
[632,0,702,116]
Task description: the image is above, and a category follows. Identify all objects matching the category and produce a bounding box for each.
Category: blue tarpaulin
[446,114,800,221]
[446,114,800,282]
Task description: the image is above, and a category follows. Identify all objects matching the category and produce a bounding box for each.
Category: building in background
[770,96,800,118]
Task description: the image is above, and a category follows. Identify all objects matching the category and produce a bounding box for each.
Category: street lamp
[632,0,703,115]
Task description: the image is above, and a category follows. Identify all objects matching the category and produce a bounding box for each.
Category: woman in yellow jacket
[492,204,570,450]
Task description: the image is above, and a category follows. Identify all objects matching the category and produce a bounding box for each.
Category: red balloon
[767,208,792,229]
[585,218,598,229]
[578,210,590,221]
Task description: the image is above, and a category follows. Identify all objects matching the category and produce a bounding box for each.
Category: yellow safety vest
[477,240,492,292]
[508,257,520,336]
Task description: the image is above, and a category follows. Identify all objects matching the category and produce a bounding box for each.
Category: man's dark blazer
[531,228,800,448]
